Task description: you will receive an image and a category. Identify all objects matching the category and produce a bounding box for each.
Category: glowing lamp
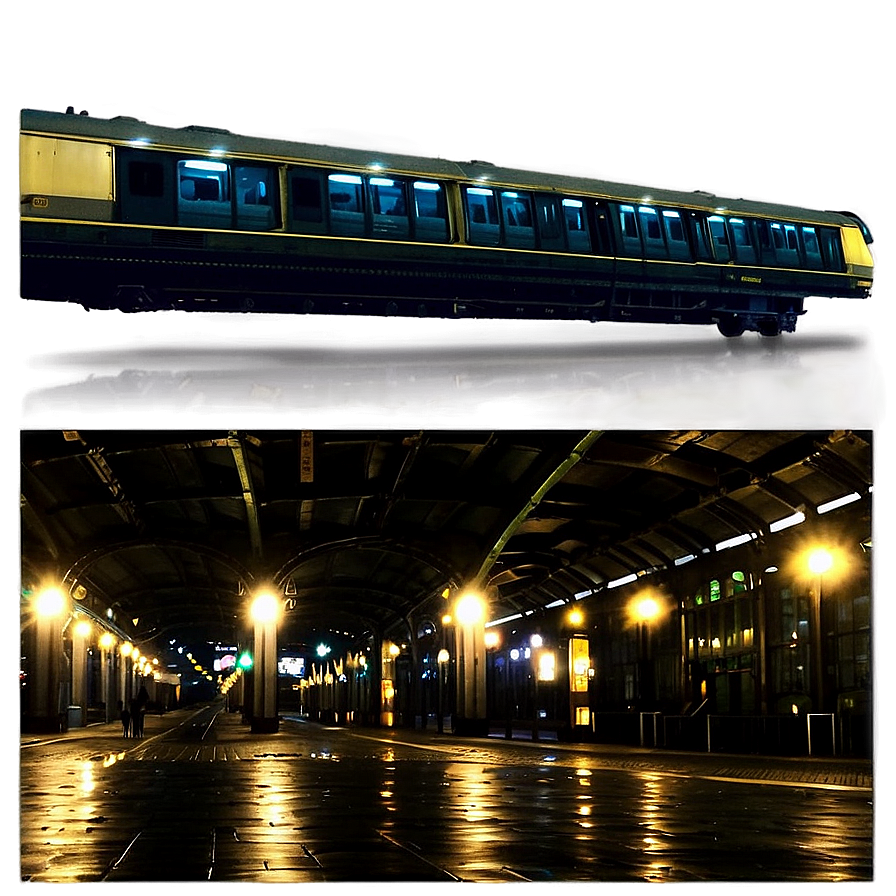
[808,548,834,575]
[455,593,485,625]
[251,592,280,624]
[35,587,66,619]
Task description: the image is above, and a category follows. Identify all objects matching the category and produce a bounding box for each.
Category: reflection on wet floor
[19,710,873,883]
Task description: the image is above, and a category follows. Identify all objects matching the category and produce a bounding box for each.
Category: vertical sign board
[569,635,590,692]
[300,431,314,483]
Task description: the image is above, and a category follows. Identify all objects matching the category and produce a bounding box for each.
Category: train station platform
[19,702,875,882]
[20,702,874,791]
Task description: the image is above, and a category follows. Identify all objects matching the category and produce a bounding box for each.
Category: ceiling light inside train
[183,159,228,172]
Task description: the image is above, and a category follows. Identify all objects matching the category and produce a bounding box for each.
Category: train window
[770,222,800,267]
[619,205,637,238]
[500,191,535,248]
[539,197,561,239]
[662,210,690,260]
[688,214,712,260]
[801,226,823,269]
[638,206,666,257]
[464,186,500,246]
[707,215,730,262]
[819,227,844,271]
[128,161,164,197]
[369,176,410,238]
[177,159,232,228]
[533,195,566,251]
[662,210,684,242]
[616,204,642,256]
[563,199,592,252]
[755,220,776,265]
[118,149,173,225]
[638,207,661,240]
[234,164,278,231]
[728,218,757,263]
[412,181,449,242]
[328,173,366,236]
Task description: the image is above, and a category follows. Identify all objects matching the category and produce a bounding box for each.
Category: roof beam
[469,431,604,590]
[228,431,263,565]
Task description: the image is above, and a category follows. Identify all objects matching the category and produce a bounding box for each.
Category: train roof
[21,108,857,228]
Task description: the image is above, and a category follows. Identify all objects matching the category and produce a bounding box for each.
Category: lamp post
[29,586,68,733]
[99,632,116,723]
[454,592,487,736]
[70,618,92,728]
[632,594,661,709]
[530,633,546,741]
[483,629,502,737]
[437,648,449,734]
[807,548,834,713]
[250,589,281,733]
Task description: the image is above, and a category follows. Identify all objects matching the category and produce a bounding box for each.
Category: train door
[117,148,175,226]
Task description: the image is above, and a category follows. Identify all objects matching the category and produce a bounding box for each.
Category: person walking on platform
[130,684,150,738]
[119,700,131,738]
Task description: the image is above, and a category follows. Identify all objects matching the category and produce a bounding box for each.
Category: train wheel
[758,318,781,338]
[717,314,745,338]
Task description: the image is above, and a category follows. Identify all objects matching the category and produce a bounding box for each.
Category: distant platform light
[770,511,806,532]
[608,573,638,589]
[817,492,861,514]
[674,554,697,566]
[715,532,757,551]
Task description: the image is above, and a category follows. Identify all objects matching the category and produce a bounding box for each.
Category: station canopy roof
[21,430,872,649]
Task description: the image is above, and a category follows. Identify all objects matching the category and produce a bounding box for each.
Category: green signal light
[238,652,253,670]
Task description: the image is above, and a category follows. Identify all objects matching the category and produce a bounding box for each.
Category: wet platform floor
[19,703,874,882]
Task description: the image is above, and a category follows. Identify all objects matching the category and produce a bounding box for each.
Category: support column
[454,599,488,736]
[70,619,91,728]
[119,643,133,707]
[25,591,67,734]
[251,611,279,733]
[99,634,115,723]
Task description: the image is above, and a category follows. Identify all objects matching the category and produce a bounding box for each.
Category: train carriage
[20,107,874,336]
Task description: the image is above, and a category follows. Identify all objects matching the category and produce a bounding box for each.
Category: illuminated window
[709,579,721,602]
[801,225,823,268]
[638,206,661,241]
[619,205,638,238]
[707,216,730,261]
[465,186,500,245]
[728,218,757,263]
[662,210,684,242]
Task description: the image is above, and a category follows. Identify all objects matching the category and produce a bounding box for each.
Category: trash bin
[67,705,83,729]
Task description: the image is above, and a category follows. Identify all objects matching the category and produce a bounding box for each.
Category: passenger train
[20,107,874,336]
